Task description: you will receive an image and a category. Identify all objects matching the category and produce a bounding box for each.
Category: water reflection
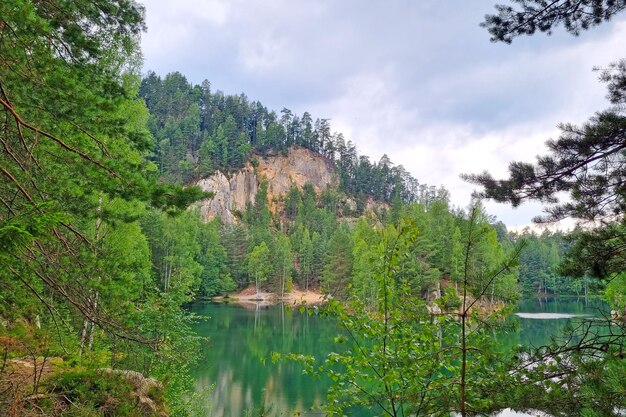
[190,297,608,416]
[190,302,334,416]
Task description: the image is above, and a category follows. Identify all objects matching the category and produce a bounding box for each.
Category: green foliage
[463,56,626,229]
[559,220,626,285]
[509,228,603,297]
[227,184,520,307]
[247,242,271,296]
[221,223,249,287]
[0,203,66,255]
[141,210,203,303]
[0,3,213,416]
[284,186,302,221]
[461,203,519,303]
[606,272,626,313]
[150,184,212,215]
[272,234,293,297]
[51,370,137,415]
[322,225,354,297]
[351,218,381,307]
[281,216,517,416]
[439,286,462,310]
[248,180,272,229]
[482,1,626,43]
[196,220,231,297]
[292,224,315,291]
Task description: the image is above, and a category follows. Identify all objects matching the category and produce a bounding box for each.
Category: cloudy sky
[139,0,626,228]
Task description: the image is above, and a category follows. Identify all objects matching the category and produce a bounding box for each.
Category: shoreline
[212,286,327,306]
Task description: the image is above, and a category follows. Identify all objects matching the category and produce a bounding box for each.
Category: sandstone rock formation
[196,147,336,223]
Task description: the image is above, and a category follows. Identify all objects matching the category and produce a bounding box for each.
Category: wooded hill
[138,72,523,305]
[140,71,449,206]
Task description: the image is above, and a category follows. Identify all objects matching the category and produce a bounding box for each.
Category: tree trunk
[88,293,99,350]
[281,264,286,298]
[79,317,89,356]
[461,312,467,417]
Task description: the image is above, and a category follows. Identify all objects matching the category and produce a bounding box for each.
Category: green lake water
[189,298,608,417]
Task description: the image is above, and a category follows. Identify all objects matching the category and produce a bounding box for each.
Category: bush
[50,369,150,416]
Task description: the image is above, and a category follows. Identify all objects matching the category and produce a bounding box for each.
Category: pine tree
[482,0,626,44]
[322,225,354,297]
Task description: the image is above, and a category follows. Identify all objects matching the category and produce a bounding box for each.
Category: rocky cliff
[196,147,336,223]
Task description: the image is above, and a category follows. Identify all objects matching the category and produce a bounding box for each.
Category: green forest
[1,1,625,417]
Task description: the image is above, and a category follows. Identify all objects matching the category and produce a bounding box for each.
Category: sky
[139,0,626,228]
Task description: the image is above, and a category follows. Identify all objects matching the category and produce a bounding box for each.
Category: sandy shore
[214,285,327,306]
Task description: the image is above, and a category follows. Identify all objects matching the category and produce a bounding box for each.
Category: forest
[1,0,625,416]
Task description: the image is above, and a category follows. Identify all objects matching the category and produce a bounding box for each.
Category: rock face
[256,147,335,196]
[196,147,336,223]
[196,168,258,224]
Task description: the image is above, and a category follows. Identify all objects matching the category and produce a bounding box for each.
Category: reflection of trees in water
[494,297,610,351]
[190,303,337,416]
[192,299,610,416]
[519,297,607,315]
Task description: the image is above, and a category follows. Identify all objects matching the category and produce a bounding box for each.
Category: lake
[189,297,608,417]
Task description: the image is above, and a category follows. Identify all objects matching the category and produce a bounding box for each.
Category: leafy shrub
[51,370,140,416]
